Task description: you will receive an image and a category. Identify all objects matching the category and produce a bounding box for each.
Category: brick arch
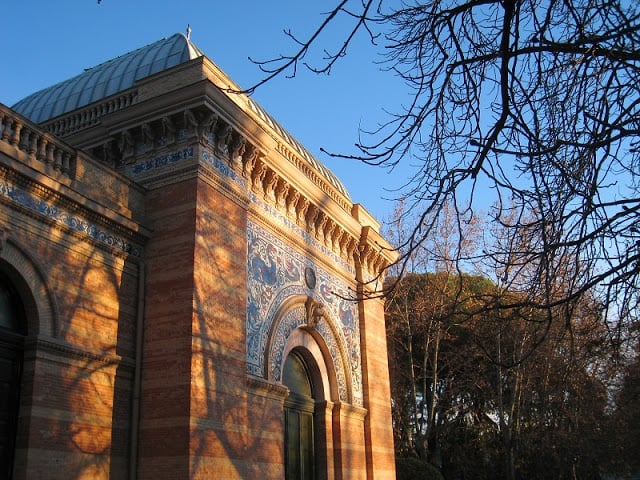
[281,328,336,403]
[265,295,352,404]
[0,239,57,337]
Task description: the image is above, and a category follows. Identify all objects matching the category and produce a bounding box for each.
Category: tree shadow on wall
[4,212,140,480]
[188,201,285,478]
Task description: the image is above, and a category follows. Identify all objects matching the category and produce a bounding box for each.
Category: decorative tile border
[129,146,194,176]
[0,178,142,256]
[201,148,246,188]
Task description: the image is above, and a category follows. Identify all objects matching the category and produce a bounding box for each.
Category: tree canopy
[386,271,628,479]
[247,0,640,333]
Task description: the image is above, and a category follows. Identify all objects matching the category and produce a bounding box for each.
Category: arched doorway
[283,350,316,480]
[0,269,26,479]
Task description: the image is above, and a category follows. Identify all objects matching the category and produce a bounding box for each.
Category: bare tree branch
[245,0,640,331]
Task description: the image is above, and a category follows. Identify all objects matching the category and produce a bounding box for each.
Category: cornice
[84,103,392,279]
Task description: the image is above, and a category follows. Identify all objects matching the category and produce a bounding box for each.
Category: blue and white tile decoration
[247,221,363,406]
[0,178,142,256]
[248,191,355,275]
[201,148,246,188]
[130,147,194,176]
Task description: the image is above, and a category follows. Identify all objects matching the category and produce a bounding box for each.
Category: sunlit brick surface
[0,32,397,479]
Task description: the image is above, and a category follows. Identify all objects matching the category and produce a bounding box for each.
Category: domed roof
[12,33,203,124]
[11,32,351,202]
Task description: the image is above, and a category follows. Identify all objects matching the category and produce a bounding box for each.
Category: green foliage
[395,457,444,480]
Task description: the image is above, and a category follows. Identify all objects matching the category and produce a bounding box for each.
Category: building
[0,32,397,479]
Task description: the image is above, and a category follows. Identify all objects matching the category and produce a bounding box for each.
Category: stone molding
[0,166,145,258]
[332,401,368,421]
[246,374,289,401]
[24,335,135,371]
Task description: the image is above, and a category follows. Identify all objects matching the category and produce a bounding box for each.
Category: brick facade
[0,33,397,479]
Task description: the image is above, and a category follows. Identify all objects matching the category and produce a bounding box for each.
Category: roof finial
[186,24,192,40]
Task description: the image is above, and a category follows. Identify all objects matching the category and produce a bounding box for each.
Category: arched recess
[0,235,58,478]
[265,295,352,404]
[282,341,339,480]
[0,239,57,338]
[0,237,57,478]
[282,328,334,404]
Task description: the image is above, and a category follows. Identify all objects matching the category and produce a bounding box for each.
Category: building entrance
[0,271,25,479]
[283,350,316,480]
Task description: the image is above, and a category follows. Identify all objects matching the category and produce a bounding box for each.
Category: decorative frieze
[0,175,142,257]
[81,104,389,279]
[130,147,195,176]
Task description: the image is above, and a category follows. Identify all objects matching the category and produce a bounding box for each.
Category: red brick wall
[138,178,199,478]
[360,296,397,479]
[189,177,249,478]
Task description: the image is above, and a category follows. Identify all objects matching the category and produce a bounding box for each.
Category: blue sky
[1,0,410,223]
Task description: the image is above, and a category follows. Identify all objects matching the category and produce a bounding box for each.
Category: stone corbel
[242,144,260,178]
[118,130,135,163]
[263,169,278,201]
[296,197,310,226]
[305,297,327,329]
[184,109,199,139]
[216,123,233,156]
[324,220,337,250]
[141,122,155,151]
[286,189,300,218]
[335,229,347,258]
[373,255,388,278]
[345,236,358,262]
[160,115,176,145]
[316,212,328,241]
[101,138,116,167]
[229,133,246,168]
[251,160,267,193]
[274,180,289,209]
[359,243,373,274]
[306,205,319,236]
[200,111,218,143]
